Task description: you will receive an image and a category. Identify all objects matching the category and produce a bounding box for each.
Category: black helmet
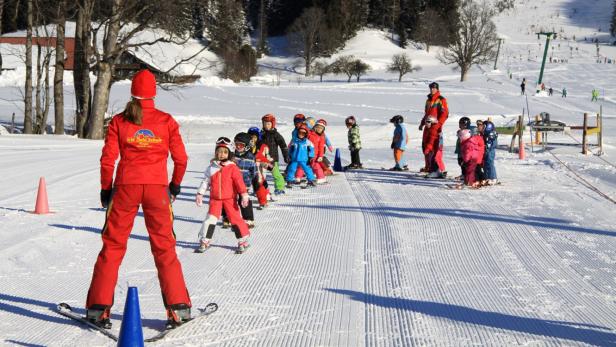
[390,115,404,124]
[345,116,356,126]
[233,132,251,153]
[429,82,439,90]
[459,117,471,129]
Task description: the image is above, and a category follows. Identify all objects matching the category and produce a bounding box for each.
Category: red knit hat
[131,70,156,99]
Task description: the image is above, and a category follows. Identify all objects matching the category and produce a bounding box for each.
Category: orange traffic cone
[519,140,525,160]
[34,177,50,214]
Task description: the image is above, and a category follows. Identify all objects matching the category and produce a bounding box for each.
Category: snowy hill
[1,0,616,345]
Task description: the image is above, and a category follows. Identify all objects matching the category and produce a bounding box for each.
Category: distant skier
[548,87,553,96]
[520,78,526,95]
[562,87,567,98]
[345,116,363,169]
[591,88,599,101]
[87,69,192,329]
[420,82,448,178]
[195,137,251,254]
[388,115,408,171]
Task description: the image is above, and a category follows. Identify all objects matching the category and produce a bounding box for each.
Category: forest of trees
[0,0,468,138]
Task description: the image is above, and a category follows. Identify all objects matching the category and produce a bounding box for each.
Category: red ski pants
[86,185,191,309]
[198,198,249,241]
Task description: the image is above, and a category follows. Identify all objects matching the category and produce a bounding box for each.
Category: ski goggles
[216,137,232,145]
[234,142,246,150]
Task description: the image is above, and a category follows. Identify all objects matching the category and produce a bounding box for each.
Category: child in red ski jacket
[195,137,251,253]
[459,129,485,187]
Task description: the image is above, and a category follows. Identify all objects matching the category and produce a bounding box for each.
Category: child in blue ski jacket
[482,120,498,185]
[285,124,316,187]
[389,115,408,170]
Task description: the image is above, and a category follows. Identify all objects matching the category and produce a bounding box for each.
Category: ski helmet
[390,115,404,124]
[262,113,277,128]
[459,117,471,129]
[345,116,356,126]
[215,137,234,160]
[458,129,471,141]
[233,132,251,153]
[293,113,306,124]
[247,126,261,140]
[484,121,495,133]
[429,82,439,90]
[305,117,316,129]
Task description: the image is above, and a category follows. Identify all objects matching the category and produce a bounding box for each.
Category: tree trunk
[257,0,267,55]
[460,64,469,82]
[74,4,91,138]
[347,75,351,82]
[0,0,4,76]
[53,0,66,135]
[356,75,360,82]
[24,0,33,134]
[87,62,113,139]
[35,44,42,133]
[87,0,121,140]
[398,71,403,82]
[426,44,430,53]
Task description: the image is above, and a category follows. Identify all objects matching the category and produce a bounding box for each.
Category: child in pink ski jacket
[459,129,485,187]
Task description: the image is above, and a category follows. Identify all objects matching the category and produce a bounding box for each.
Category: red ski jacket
[421,91,449,154]
[100,99,188,190]
[308,130,325,160]
[197,160,247,200]
[461,135,485,165]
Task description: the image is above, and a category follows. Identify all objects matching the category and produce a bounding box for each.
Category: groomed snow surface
[1,0,616,346]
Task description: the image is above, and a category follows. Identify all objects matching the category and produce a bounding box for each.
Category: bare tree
[86,0,197,139]
[288,7,330,76]
[33,22,54,134]
[438,0,498,82]
[331,55,355,82]
[24,0,33,134]
[351,59,371,82]
[415,8,447,53]
[387,53,420,81]
[312,60,331,82]
[53,0,66,135]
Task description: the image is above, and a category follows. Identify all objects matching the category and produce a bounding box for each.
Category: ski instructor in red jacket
[85,69,192,329]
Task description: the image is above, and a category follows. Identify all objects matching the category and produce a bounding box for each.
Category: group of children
[454,117,499,188]
[194,113,364,254]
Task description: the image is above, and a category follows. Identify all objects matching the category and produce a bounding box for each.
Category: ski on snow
[56,302,219,343]
[145,303,219,342]
[55,303,118,341]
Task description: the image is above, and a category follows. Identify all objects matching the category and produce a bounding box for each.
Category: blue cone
[333,148,343,172]
[118,287,144,347]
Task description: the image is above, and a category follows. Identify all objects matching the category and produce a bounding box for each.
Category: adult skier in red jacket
[86,69,192,328]
[419,82,448,177]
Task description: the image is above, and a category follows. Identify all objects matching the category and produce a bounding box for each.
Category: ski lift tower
[536,31,557,91]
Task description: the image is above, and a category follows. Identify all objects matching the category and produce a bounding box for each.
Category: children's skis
[145,303,219,342]
[55,303,118,341]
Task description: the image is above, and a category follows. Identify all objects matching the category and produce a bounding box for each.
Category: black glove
[169,182,181,197]
[418,124,424,131]
[284,155,291,164]
[100,189,112,208]
[391,141,395,149]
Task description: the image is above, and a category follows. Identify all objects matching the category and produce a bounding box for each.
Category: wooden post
[582,113,588,154]
[534,115,541,144]
[598,105,603,155]
[510,120,519,152]
[518,115,523,152]
[10,112,15,133]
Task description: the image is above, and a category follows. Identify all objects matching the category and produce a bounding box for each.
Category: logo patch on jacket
[127,129,162,148]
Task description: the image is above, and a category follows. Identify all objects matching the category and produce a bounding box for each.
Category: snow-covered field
[1,0,616,346]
